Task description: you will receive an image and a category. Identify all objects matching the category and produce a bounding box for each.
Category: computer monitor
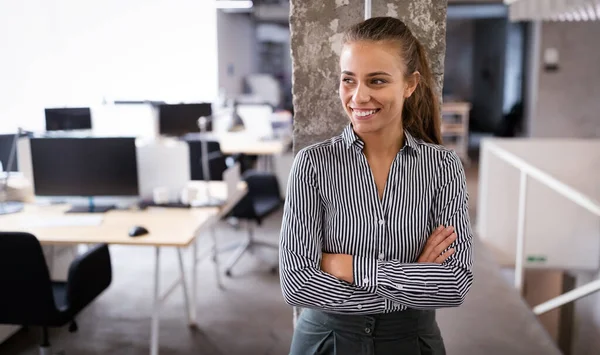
[30,137,139,213]
[186,139,228,181]
[0,134,18,172]
[158,103,212,136]
[45,107,92,131]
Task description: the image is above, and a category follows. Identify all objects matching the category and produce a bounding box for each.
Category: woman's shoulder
[409,137,463,169]
[295,134,347,157]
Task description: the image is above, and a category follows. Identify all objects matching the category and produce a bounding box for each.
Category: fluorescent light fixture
[215,0,253,9]
[565,12,574,21]
[572,10,581,21]
[558,13,566,22]
[587,4,597,21]
[597,3,600,18]
[579,6,589,21]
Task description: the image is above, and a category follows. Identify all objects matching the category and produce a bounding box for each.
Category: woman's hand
[321,253,354,283]
[417,225,457,263]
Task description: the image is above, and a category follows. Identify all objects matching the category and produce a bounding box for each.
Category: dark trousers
[289,308,446,355]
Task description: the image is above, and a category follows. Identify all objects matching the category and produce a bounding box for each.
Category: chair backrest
[228,170,283,222]
[244,171,282,201]
[0,232,58,326]
[65,243,112,315]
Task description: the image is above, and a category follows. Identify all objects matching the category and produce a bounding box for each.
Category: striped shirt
[279,124,474,314]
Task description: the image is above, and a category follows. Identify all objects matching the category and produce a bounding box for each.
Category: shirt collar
[342,124,420,154]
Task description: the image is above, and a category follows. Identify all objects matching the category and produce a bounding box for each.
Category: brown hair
[343,17,442,145]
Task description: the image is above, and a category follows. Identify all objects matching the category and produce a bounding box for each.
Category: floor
[0,160,570,355]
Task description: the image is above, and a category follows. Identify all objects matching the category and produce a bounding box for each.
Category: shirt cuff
[353,255,378,287]
[379,263,440,294]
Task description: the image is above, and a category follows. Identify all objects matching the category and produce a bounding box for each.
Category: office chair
[0,232,112,355]
[223,170,283,276]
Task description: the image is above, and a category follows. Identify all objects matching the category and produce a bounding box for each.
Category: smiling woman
[279,17,474,355]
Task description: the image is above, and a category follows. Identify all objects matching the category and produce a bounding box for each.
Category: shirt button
[378,219,385,225]
[364,327,371,334]
[378,253,385,260]
[357,304,363,310]
[363,277,370,284]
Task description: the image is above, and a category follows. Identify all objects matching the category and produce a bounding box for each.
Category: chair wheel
[225,269,232,277]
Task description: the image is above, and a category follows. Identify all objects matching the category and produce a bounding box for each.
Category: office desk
[218,133,292,155]
[0,181,246,355]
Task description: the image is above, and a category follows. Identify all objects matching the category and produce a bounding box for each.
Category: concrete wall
[290,0,448,152]
[217,11,257,98]
[532,21,600,138]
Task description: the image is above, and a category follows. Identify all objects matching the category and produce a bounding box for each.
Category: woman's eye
[342,77,354,84]
[372,79,386,85]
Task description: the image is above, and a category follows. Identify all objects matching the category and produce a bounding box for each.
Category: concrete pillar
[290,0,448,151]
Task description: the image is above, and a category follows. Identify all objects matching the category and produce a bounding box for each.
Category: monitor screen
[45,107,92,131]
[0,134,18,172]
[186,139,227,181]
[158,103,212,136]
[30,137,139,197]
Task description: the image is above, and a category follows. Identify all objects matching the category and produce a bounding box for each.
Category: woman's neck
[359,124,405,158]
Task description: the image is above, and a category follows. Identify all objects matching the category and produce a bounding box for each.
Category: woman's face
[339,40,416,136]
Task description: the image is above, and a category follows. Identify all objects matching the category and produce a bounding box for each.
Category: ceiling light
[215,0,253,9]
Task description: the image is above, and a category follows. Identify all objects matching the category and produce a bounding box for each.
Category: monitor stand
[66,205,115,213]
[0,201,24,215]
[65,198,115,213]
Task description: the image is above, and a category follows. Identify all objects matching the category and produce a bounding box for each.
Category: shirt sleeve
[279,148,366,311]
[352,151,474,309]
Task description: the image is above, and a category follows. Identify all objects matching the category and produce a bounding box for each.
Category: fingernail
[446,226,453,232]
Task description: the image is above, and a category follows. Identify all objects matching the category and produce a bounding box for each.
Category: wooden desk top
[0,182,247,248]
[217,133,292,155]
[0,205,218,247]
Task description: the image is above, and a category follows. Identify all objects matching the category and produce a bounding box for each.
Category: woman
[279,17,474,354]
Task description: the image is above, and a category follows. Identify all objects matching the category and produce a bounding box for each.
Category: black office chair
[223,170,283,276]
[0,232,112,354]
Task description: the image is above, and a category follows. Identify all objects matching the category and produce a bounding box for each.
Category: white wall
[217,11,256,98]
[0,0,218,134]
[532,21,600,138]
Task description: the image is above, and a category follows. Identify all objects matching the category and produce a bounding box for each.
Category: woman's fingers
[432,233,457,258]
[434,248,455,264]
[423,226,453,254]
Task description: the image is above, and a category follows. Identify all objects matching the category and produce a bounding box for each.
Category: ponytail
[343,17,442,145]
[402,41,442,145]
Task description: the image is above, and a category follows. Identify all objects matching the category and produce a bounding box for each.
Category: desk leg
[177,248,195,326]
[211,226,223,289]
[151,247,161,355]
[191,238,198,324]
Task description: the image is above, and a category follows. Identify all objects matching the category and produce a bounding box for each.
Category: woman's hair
[343,17,442,145]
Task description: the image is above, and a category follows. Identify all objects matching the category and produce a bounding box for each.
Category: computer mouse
[128,225,149,237]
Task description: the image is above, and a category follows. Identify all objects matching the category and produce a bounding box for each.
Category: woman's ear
[404,71,420,98]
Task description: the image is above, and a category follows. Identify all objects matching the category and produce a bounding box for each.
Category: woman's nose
[352,84,370,103]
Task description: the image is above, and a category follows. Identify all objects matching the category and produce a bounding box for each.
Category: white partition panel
[478,138,600,271]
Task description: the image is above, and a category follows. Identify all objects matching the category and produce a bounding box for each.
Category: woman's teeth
[354,109,378,117]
